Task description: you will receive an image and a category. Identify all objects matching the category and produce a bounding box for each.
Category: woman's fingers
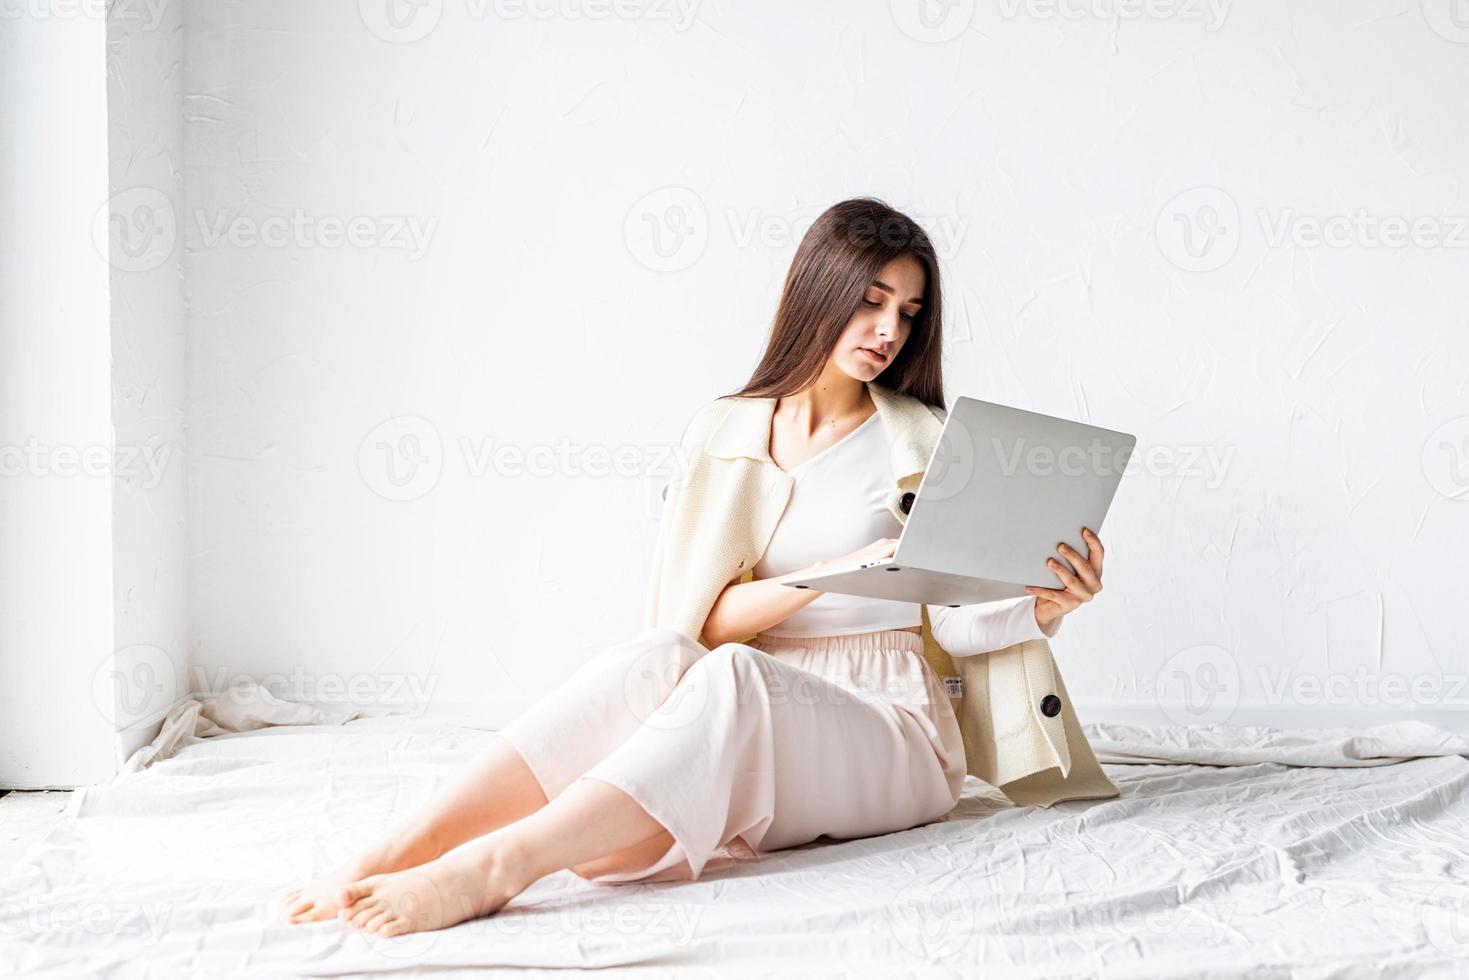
[1027,585,1082,612]
[1046,556,1095,602]
[1056,541,1102,593]
[1082,527,1104,578]
[1032,527,1106,616]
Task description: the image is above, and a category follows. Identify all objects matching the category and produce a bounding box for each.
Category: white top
[753,412,916,636]
[752,409,1053,650]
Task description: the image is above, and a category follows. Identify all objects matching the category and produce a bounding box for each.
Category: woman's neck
[776,370,873,437]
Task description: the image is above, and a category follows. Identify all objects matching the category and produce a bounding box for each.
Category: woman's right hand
[815,537,899,574]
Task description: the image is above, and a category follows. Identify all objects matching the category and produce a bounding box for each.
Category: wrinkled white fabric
[120,681,364,774]
[6,715,1469,977]
[1088,718,1469,767]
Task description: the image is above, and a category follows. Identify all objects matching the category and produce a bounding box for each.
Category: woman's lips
[859,347,888,363]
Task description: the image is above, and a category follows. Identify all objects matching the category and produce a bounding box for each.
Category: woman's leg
[337,776,672,937]
[336,638,959,937]
[283,732,549,922]
[284,626,706,922]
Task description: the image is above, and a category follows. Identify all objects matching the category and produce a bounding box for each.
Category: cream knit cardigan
[644,381,1119,808]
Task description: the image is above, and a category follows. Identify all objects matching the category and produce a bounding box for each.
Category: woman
[282,197,1107,938]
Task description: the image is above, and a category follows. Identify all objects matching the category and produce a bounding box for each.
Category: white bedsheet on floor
[4,711,1469,978]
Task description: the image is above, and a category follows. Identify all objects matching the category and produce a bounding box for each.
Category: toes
[378,917,406,938]
[337,880,372,906]
[348,902,382,930]
[362,908,392,933]
[291,903,332,924]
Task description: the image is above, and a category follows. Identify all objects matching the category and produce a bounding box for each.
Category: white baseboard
[326,698,1469,736]
[122,693,1469,756]
[113,703,182,767]
[1073,701,1469,734]
[339,698,534,730]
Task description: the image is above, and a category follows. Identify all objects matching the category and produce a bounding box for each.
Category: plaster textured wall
[180,0,1469,725]
[0,10,116,785]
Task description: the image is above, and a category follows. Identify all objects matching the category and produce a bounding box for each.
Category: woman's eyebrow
[870,280,924,306]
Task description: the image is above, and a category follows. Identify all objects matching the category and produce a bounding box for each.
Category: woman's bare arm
[699,563,827,649]
[698,538,900,648]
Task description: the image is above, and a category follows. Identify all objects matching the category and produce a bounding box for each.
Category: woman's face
[829,253,926,382]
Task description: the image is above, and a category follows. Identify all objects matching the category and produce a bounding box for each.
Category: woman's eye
[864,297,916,322]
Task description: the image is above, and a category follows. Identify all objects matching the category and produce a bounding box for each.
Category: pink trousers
[495,625,968,883]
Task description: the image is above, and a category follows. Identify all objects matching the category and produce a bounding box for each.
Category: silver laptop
[780,396,1136,606]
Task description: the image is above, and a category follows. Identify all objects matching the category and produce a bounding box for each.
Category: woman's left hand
[1026,527,1105,636]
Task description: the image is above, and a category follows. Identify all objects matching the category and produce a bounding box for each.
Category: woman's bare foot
[337,836,538,937]
[283,863,373,923]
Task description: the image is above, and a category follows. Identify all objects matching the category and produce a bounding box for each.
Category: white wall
[0,11,117,786]
[107,0,190,760]
[0,2,189,787]
[177,0,1468,728]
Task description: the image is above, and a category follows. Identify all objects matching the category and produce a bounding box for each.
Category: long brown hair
[728,197,945,411]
